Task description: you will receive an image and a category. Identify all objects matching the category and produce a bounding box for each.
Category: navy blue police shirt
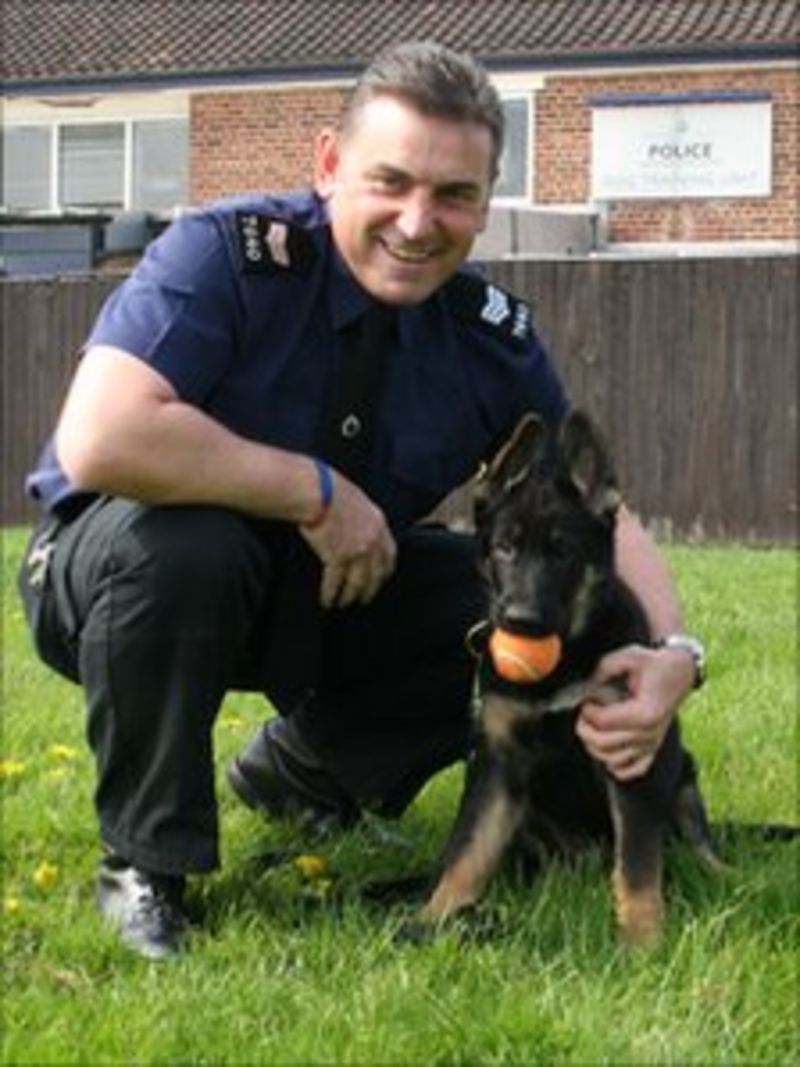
[26,190,568,531]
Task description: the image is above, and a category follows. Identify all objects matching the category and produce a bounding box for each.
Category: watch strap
[653,634,706,690]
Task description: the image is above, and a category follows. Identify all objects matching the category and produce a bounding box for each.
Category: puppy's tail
[673,763,799,872]
[672,777,730,873]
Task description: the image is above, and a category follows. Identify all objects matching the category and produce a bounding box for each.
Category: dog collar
[464,619,491,659]
[653,634,706,690]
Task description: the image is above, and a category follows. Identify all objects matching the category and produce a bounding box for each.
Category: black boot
[228,717,360,834]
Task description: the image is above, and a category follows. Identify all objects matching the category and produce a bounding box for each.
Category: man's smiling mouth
[379,238,442,263]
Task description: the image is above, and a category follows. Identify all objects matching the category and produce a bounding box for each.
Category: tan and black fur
[419,410,721,946]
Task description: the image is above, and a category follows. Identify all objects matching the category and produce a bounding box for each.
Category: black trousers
[18,499,485,874]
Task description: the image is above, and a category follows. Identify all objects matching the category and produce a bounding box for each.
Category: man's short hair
[343,40,505,180]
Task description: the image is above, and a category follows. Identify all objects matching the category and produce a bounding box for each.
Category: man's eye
[441,186,480,205]
[370,172,404,192]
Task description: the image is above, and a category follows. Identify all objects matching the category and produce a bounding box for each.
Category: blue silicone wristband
[305,458,334,527]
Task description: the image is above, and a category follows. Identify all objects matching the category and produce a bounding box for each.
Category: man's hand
[300,469,397,608]
[575,645,695,781]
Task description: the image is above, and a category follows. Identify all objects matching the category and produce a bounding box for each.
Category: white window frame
[56,119,127,211]
[492,93,534,205]
[2,114,188,214]
[123,121,135,209]
[48,125,59,210]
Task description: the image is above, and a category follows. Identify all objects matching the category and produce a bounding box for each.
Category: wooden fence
[2,257,797,542]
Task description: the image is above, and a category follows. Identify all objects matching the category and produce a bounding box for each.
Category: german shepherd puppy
[419,410,720,946]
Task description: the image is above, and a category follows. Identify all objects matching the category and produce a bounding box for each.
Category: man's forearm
[56,345,324,524]
[614,503,684,640]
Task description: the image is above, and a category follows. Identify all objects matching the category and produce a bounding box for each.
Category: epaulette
[234,211,317,276]
[445,271,534,350]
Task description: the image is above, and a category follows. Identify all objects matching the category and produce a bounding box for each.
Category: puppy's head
[475,410,621,641]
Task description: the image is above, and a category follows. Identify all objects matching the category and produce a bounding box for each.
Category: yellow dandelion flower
[309,877,334,898]
[45,768,69,784]
[48,744,78,761]
[219,713,246,729]
[33,862,59,890]
[293,854,328,880]
[0,759,26,780]
[3,896,22,915]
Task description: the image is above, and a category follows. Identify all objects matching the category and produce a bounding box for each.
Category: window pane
[132,120,188,211]
[59,123,124,210]
[2,126,51,210]
[495,98,529,199]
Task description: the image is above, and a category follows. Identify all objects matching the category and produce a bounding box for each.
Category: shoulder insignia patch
[446,272,533,349]
[234,211,316,276]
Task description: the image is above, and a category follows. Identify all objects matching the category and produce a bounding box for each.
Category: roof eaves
[2,61,364,98]
[482,39,800,71]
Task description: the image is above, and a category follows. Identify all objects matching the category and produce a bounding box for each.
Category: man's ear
[313,129,340,199]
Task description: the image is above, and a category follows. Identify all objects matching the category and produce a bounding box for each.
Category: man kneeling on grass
[18,41,702,959]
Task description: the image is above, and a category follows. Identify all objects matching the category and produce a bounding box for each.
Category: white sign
[592,100,772,200]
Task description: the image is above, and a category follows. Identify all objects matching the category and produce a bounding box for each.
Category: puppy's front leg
[421,694,529,922]
[606,778,665,947]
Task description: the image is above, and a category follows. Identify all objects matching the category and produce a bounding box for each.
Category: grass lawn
[2,527,798,1066]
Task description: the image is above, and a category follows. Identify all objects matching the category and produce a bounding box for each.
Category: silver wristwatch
[654,634,706,689]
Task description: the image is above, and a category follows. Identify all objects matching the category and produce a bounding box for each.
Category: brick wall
[191,87,347,203]
[189,68,797,245]
[535,67,798,243]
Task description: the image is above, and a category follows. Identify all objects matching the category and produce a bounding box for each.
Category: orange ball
[489,630,562,684]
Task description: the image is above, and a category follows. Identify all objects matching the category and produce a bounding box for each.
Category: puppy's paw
[393,905,506,946]
[392,916,441,946]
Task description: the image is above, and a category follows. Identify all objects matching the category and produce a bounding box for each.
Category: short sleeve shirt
[27,190,568,529]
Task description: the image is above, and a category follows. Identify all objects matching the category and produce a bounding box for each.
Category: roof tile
[3,0,798,87]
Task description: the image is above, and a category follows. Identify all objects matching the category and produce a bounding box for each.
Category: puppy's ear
[559,410,621,517]
[486,413,548,492]
[474,413,546,524]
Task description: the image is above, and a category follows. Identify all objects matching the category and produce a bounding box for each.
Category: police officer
[18,41,703,960]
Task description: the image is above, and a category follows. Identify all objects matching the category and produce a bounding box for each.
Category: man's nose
[396,192,436,240]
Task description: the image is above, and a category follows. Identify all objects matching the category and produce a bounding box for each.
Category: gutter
[481,40,799,71]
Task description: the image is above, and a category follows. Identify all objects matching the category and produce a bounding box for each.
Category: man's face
[315,95,494,305]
